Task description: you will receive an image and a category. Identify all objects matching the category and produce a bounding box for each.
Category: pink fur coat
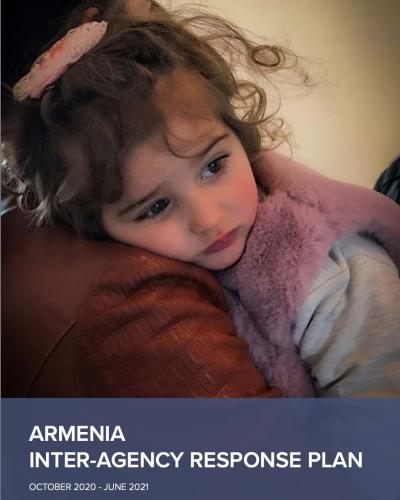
[216,152,400,397]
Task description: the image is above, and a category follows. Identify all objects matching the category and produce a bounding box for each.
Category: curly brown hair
[2,2,309,238]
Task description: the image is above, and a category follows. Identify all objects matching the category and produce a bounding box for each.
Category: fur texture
[216,152,400,397]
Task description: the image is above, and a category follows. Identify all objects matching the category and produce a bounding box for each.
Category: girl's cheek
[232,171,258,201]
[138,224,189,259]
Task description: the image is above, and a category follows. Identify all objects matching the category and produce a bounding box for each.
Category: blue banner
[2,399,399,499]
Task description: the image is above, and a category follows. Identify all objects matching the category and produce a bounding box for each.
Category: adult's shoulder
[2,210,132,396]
[2,210,279,398]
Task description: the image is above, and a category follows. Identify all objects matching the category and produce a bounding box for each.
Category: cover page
[2,1,400,499]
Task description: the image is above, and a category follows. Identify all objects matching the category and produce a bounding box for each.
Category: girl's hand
[124,0,151,17]
[82,0,151,23]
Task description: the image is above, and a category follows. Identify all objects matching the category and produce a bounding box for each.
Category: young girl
[4,2,400,397]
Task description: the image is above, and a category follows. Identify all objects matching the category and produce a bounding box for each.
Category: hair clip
[12,21,108,101]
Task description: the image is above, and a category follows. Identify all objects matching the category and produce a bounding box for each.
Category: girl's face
[101,71,259,270]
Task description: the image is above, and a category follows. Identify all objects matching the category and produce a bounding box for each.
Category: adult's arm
[76,247,280,397]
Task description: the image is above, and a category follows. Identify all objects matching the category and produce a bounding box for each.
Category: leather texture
[2,211,281,398]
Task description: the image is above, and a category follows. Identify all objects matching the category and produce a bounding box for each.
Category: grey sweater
[294,232,400,397]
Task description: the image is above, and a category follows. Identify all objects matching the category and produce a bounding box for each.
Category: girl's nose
[187,194,224,235]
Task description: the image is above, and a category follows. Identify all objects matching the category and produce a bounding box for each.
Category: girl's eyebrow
[117,132,229,217]
[192,132,229,160]
[118,186,161,217]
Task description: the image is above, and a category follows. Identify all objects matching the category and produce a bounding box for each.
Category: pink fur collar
[216,152,400,397]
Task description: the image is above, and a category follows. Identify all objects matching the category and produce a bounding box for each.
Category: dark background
[2,1,82,86]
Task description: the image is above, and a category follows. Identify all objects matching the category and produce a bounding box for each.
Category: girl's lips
[204,229,237,254]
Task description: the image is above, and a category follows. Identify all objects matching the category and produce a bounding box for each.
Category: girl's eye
[201,155,229,180]
[136,198,170,221]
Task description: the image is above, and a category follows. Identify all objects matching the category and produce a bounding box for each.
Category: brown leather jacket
[2,211,280,398]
